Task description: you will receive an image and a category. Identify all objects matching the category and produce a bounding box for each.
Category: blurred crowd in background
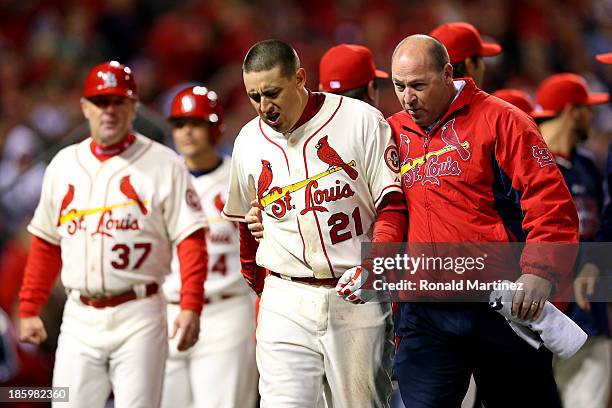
[1,0,612,399]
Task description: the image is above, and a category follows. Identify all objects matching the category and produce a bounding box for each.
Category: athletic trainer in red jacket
[387,34,579,408]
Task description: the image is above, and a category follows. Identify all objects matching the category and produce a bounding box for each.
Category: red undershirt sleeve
[19,235,62,318]
[176,228,207,314]
[239,223,267,294]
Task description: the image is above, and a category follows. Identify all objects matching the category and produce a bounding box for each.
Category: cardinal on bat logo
[258,160,274,200]
[57,184,75,226]
[399,119,471,188]
[315,136,358,180]
[441,119,470,161]
[120,175,148,215]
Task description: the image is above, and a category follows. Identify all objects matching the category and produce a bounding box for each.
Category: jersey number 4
[211,255,227,276]
[328,207,363,245]
[111,242,152,270]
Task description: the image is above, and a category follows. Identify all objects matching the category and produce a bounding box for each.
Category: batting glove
[335,266,374,304]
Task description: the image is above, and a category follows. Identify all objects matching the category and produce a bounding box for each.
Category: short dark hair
[452,55,481,78]
[452,61,467,78]
[335,79,378,101]
[242,39,300,78]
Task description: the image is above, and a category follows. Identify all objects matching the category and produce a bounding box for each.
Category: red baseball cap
[596,53,612,64]
[534,73,609,118]
[319,44,388,92]
[83,61,137,99]
[492,89,536,115]
[430,22,502,64]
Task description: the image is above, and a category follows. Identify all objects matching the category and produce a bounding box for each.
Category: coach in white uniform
[223,40,407,407]
[18,61,208,408]
[161,86,257,408]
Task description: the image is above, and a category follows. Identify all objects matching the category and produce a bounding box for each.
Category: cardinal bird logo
[213,193,225,214]
[258,160,273,199]
[57,184,75,226]
[315,136,358,180]
[441,119,470,161]
[119,175,148,215]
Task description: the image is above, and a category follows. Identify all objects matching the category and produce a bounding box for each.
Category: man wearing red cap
[160,86,257,408]
[534,73,611,408]
[318,43,389,107]
[430,22,502,87]
[387,34,578,408]
[492,89,539,116]
[18,61,208,407]
[595,53,612,243]
[596,53,612,64]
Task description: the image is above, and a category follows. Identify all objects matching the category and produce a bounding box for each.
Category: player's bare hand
[512,274,551,321]
[246,200,264,241]
[574,262,599,312]
[19,316,47,345]
[335,266,373,304]
[171,309,200,351]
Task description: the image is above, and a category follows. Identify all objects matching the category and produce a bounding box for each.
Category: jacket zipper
[422,133,438,256]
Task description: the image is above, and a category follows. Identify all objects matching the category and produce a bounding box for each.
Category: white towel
[489,282,587,359]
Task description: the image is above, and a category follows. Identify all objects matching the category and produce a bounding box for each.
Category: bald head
[392,35,449,73]
[391,34,455,128]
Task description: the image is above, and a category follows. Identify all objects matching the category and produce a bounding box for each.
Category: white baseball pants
[52,292,168,407]
[554,336,611,408]
[161,295,257,408]
[256,275,394,408]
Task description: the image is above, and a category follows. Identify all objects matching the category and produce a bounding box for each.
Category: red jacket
[387,79,579,284]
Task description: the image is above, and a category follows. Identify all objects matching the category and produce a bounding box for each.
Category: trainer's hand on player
[171,309,200,351]
[19,316,47,345]
[511,274,551,321]
[335,266,373,304]
[574,262,599,312]
[246,199,264,241]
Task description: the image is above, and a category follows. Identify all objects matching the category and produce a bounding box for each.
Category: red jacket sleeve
[372,191,407,243]
[19,235,62,318]
[239,223,266,294]
[362,191,407,274]
[176,228,207,314]
[493,109,579,283]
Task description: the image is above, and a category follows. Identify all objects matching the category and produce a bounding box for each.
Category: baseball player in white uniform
[18,61,208,408]
[160,85,257,408]
[223,40,407,407]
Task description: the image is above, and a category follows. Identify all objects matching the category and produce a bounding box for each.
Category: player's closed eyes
[263,90,280,98]
[249,90,280,103]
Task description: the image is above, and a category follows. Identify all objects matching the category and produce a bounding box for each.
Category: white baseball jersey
[223,93,401,278]
[28,133,206,295]
[163,158,250,302]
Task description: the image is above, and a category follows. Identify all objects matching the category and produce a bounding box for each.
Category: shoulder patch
[186,188,202,211]
[384,145,400,173]
[531,145,555,168]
